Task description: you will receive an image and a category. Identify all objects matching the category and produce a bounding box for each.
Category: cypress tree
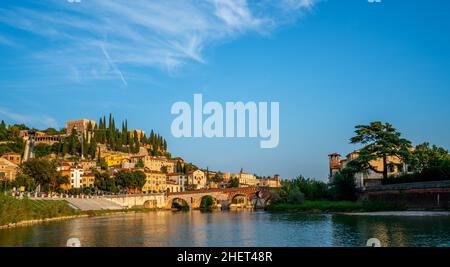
[90,139,97,160]
[129,134,134,154]
[133,130,139,153]
[97,148,101,163]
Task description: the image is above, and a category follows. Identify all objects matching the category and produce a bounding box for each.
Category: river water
[1,211,450,247]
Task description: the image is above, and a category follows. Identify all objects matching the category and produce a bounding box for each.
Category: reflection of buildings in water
[330,215,408,247]
[66,216,127,247]
[64,214,152,247]
[0,225,36,246]
[229,211,256,246]
[140,211,175,247]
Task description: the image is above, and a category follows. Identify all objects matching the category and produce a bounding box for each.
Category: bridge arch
[166,197,191,210]
[199,195,221,209]
[229,193,253,208]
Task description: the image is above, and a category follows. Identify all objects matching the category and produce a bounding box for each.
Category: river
[1,211,450,247]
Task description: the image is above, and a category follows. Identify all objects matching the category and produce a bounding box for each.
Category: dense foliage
[92,114,167,155]
[270,172,358,205]
[14,158,69,192]
[1,114,170,160]
[270,176,329,205]
[228,177,239,188]
[94,169,146,194]
[200,196,214,209]
[384,143,450,184]
[0,121,26,155]
[349,121,412,179]
[329,169,357,201]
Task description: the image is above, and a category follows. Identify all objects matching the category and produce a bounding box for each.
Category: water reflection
[0,211,449,247]
[331,214,450,247]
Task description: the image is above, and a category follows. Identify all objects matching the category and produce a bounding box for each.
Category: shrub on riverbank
[0,195,78,225]
[265,200,405,213]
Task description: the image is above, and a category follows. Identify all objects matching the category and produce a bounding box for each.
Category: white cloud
[0,0,317,84]
[0,108,59,129]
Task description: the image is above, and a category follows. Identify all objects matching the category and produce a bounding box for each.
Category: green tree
[33,143,53,158]
[89,139,97,160]
[211,172,224,183]
[409,142,449,172]
[176,161,183,173]
[0,137,25,155]
[289,176,329,200]
[65,128,81,156]
[0,120,7,141]
[200,196,214,209]
[133,130,139,153]
[18,159,65,192]
[42,128,59,135]
[135,158,144,168]
[12,173,37,192]
[160,166,168,173]
[329,169,357,201]
[114,170,146,193]
[229,177,239,188]
[287,187,305,204]
[349,121,412,179]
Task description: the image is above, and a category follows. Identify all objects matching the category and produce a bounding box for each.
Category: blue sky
[1,0,450,180]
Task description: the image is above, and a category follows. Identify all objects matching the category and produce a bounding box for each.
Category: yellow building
[1,153,21,165]
[130,156,175,173]
[104,154,124,168]
[259,175,282,188]
[66,119,96,135]
[329,150,413,188]
[57,163,72,190]
[0,157,18,181]
[142,170,167,193]
[238,172,259,187]
[81,173,95,188]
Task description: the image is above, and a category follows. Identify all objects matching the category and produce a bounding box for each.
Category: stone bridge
[166,186,271,209]
[103,193,166,209]
[102,187,271,210]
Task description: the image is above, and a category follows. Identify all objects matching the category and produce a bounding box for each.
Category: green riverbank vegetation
[0,194,163,227]
[0,194,78,225]
[266,121,450,212]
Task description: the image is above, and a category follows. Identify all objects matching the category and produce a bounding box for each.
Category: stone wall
[358,180,450,209]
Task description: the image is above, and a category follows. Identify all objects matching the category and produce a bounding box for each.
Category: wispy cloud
[0,35,14,46]
[0,0,317,84]
[101,44,127,86]
[0,107,59,129]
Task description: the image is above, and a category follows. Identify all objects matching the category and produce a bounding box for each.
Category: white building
[167,173,187,192]
[238,172,259,187]
[70,167,84,188]
[188,170,206,189]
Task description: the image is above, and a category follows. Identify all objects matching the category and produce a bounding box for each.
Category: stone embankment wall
[358,180,450,209]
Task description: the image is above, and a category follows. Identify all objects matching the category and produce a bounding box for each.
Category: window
[388,165,395,173]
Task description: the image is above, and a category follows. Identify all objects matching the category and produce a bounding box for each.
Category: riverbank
[345,211,450,216]
[0,195,159,229]
[265,200,407,213]
[0,207,160,230]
